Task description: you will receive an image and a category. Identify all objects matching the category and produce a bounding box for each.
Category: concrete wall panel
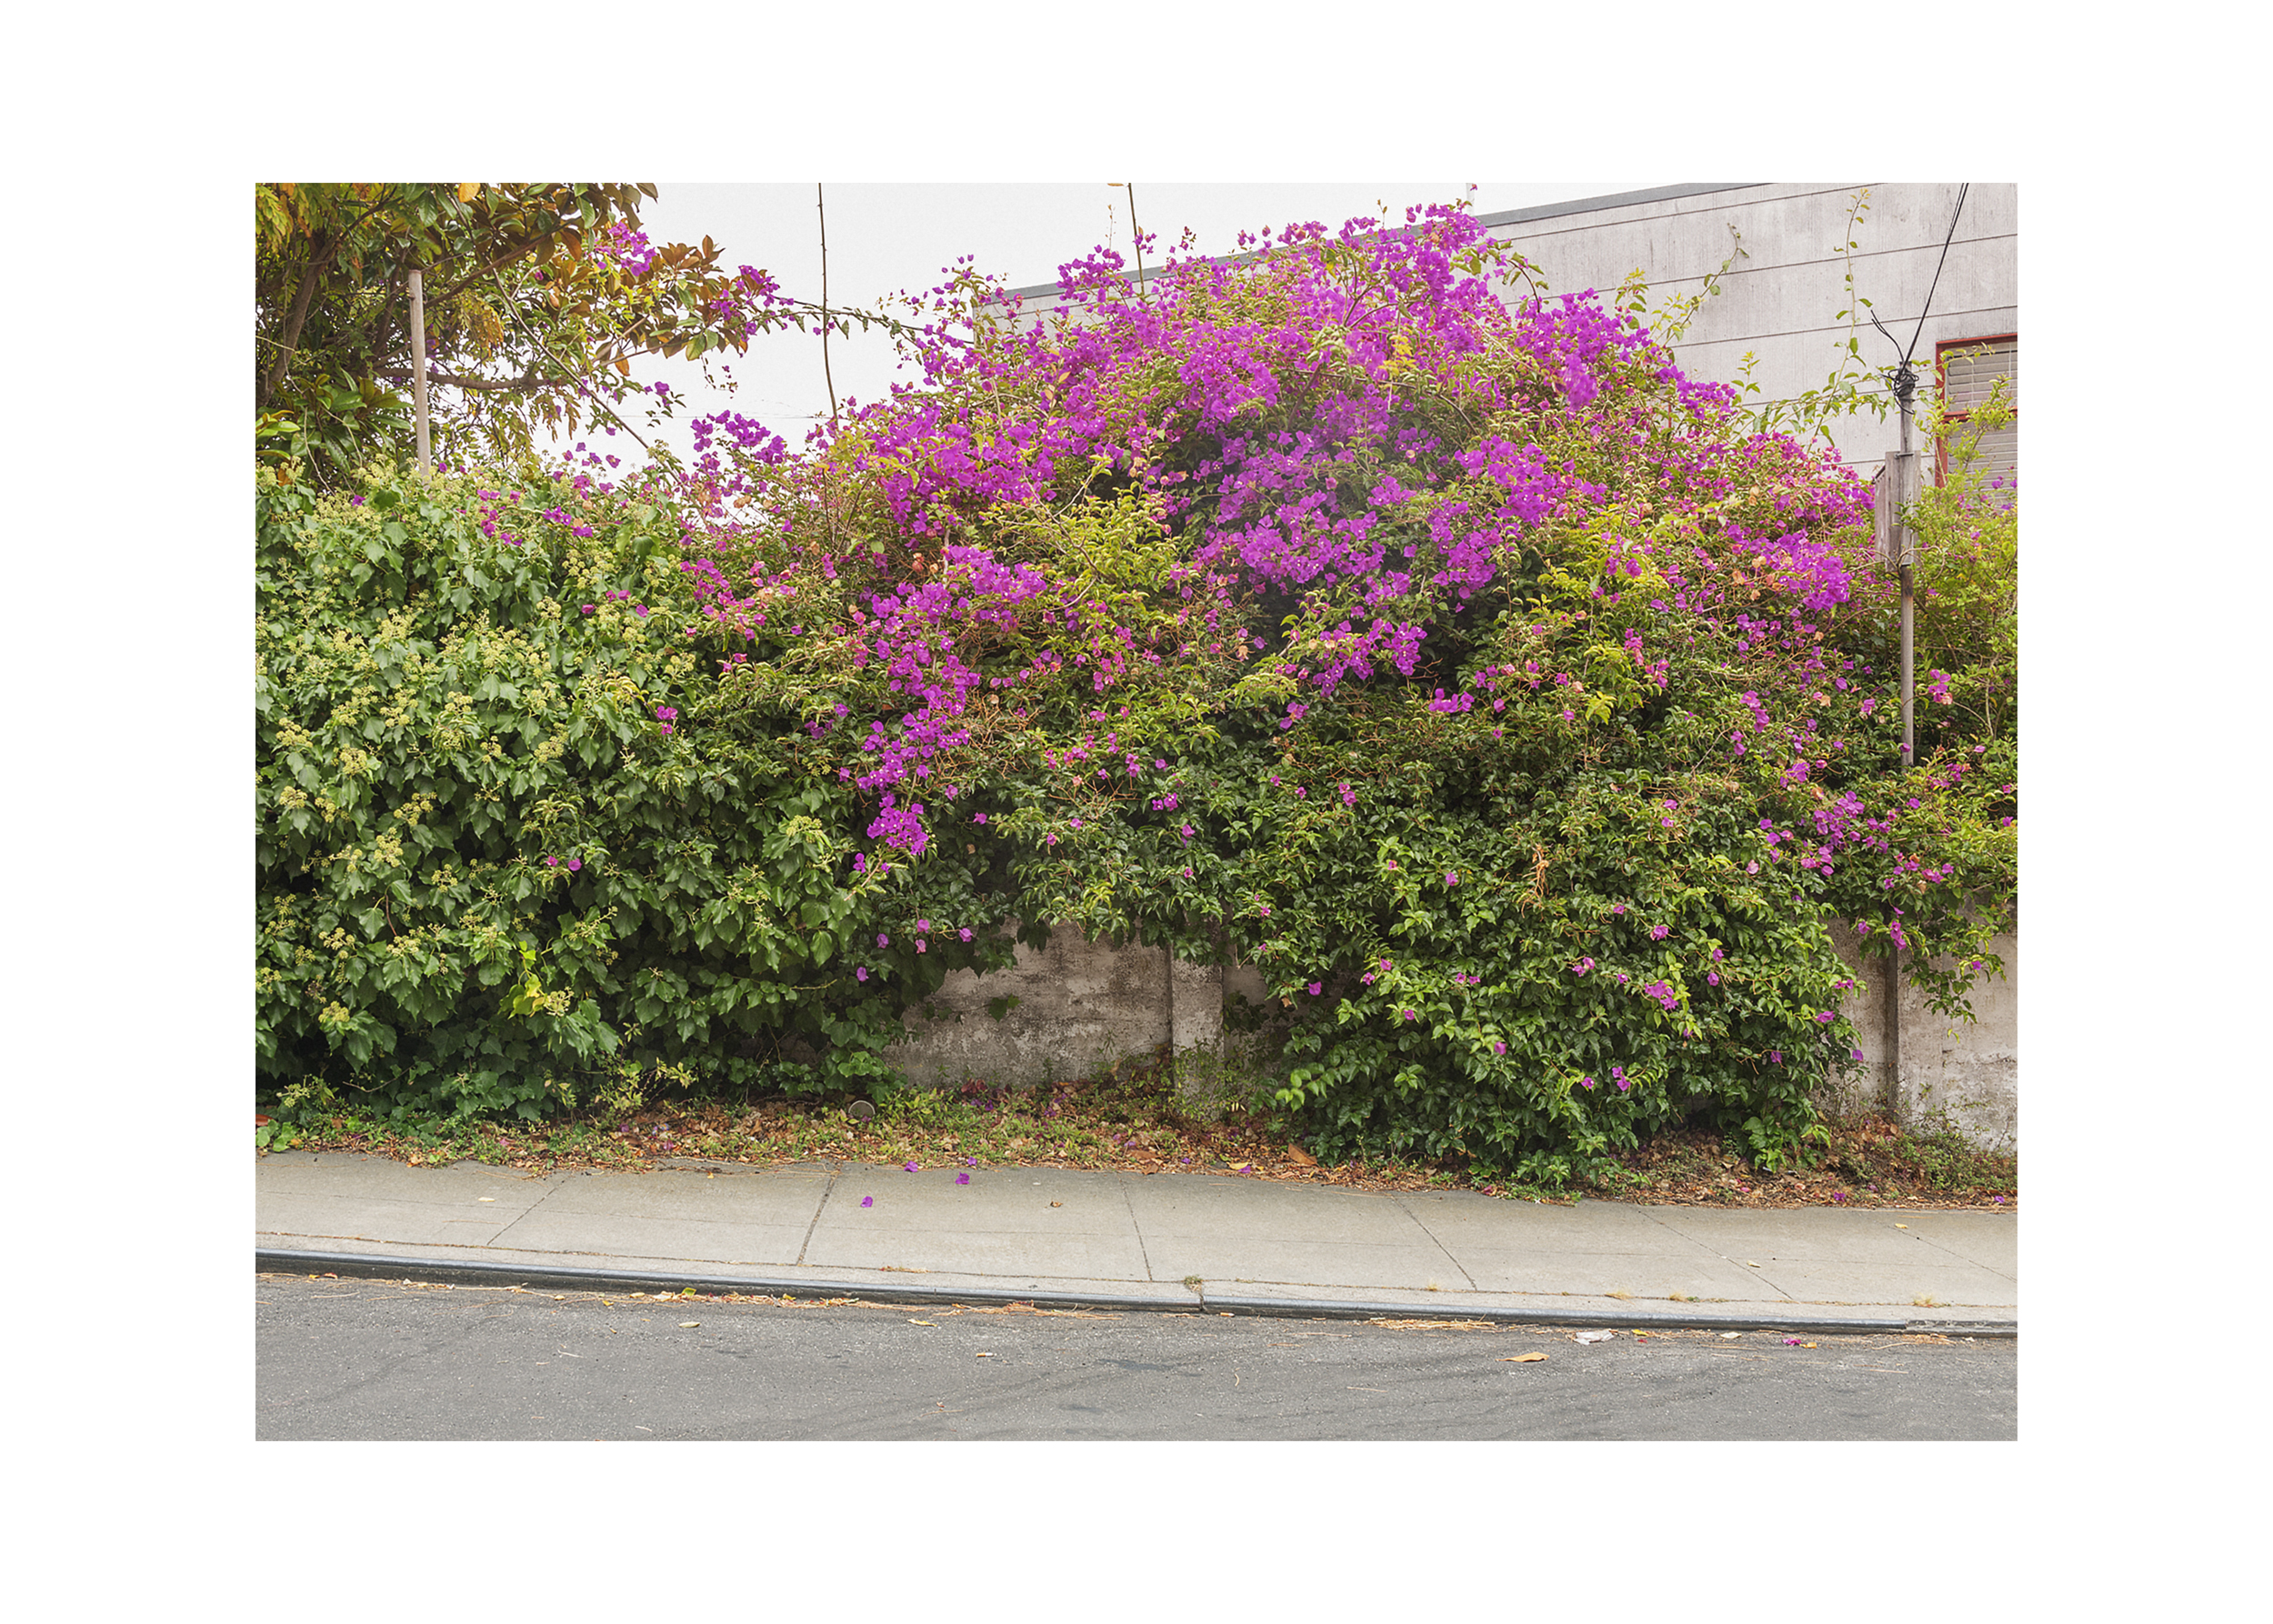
[885,915,2015,1153]
[1894,932,2018,1152]
[1825,921,1897,1119]
[886,925,1171,1090]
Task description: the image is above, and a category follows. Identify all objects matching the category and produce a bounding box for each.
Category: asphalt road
[255,1273,2017,1440]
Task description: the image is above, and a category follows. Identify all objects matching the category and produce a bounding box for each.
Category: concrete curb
[255,1249,2016,1338]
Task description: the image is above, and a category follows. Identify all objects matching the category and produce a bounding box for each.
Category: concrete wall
[1828,921,2018,1152]
[886,924,1208,1091]
[1895,931,2018,1152]
[891,917,2018,1153]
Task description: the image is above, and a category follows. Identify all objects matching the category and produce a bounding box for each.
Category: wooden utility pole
[1111,182,1147,295]
[408,266,432,476]
[817,184,838,426]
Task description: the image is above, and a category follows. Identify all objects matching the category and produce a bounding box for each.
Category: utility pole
[1870,366,1918,766]
[817,184,838,426]
[1110,182,1147,296]
[408,266,432,476]
[1870,181,1968,775]
[1889,361,1918,770]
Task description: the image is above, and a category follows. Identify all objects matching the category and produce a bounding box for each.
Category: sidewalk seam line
[1395,1195,1478,1292]
[1908,1228,2018,1282]
[1638,1208,1800,1302]
[483,1168,570,1249]
[1117,1170,1157,1284]
[796,1161,841,1268]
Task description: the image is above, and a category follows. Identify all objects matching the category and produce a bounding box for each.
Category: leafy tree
[255,182,874,486]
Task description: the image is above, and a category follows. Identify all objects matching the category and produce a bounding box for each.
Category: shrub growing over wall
[257,202,2016,1180]
[255,468,1016,1122]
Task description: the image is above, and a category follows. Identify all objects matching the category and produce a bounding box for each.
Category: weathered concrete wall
[1894,931,2018,1152]
[1824,922,1898,1119]
[1828,923,2017,1151]
[894,917,2017,1154]
[886,925,1167,1089]
[886,925,1242,1090]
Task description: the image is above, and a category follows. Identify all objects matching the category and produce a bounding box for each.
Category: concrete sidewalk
[255,1151,2018,1334]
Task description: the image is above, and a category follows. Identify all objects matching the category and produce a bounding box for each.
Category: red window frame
[1933,333,2017,487]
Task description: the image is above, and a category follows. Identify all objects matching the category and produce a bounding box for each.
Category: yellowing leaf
[1503,1352,1548,1363]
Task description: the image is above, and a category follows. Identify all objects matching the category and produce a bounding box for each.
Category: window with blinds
[1936,335,2017,506]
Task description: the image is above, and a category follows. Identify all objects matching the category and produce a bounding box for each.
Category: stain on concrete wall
[1826,920,1898,1119]
[1896,930,2018,1152]
[886,923,1171,1089]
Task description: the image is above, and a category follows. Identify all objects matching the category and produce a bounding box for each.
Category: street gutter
[255,1248,2015,1338]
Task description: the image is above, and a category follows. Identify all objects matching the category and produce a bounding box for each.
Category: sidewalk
[255,1151,2018,1335]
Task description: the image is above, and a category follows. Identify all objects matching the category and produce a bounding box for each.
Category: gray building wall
[1474,180,2017,477]
[1002,180,2018,484]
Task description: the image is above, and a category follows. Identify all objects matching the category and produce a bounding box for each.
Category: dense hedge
[254,469,1016,1122]
[256,205,2017,1180]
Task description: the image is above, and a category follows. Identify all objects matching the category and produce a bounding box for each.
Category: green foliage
[253,183,876,487]
[1908,370,2018,741]
[254,463,1015,1122]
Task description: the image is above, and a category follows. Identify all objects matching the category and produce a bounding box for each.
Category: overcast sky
[556,181,1650,468]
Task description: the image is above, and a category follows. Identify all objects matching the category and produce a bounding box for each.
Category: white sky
[554,181,1648,468]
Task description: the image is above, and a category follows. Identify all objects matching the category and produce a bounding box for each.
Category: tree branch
[379,365,576,396]
[262,228,332,406]
[428,226,572,310]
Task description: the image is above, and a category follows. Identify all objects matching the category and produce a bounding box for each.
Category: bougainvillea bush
[256,203,2015,1180]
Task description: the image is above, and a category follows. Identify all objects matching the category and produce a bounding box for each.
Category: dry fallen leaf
[678,1321,700,1328]
[1285,1146,1317,1167]
[1050,1200,1063,1208]
[1503,1352,1548,1363]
